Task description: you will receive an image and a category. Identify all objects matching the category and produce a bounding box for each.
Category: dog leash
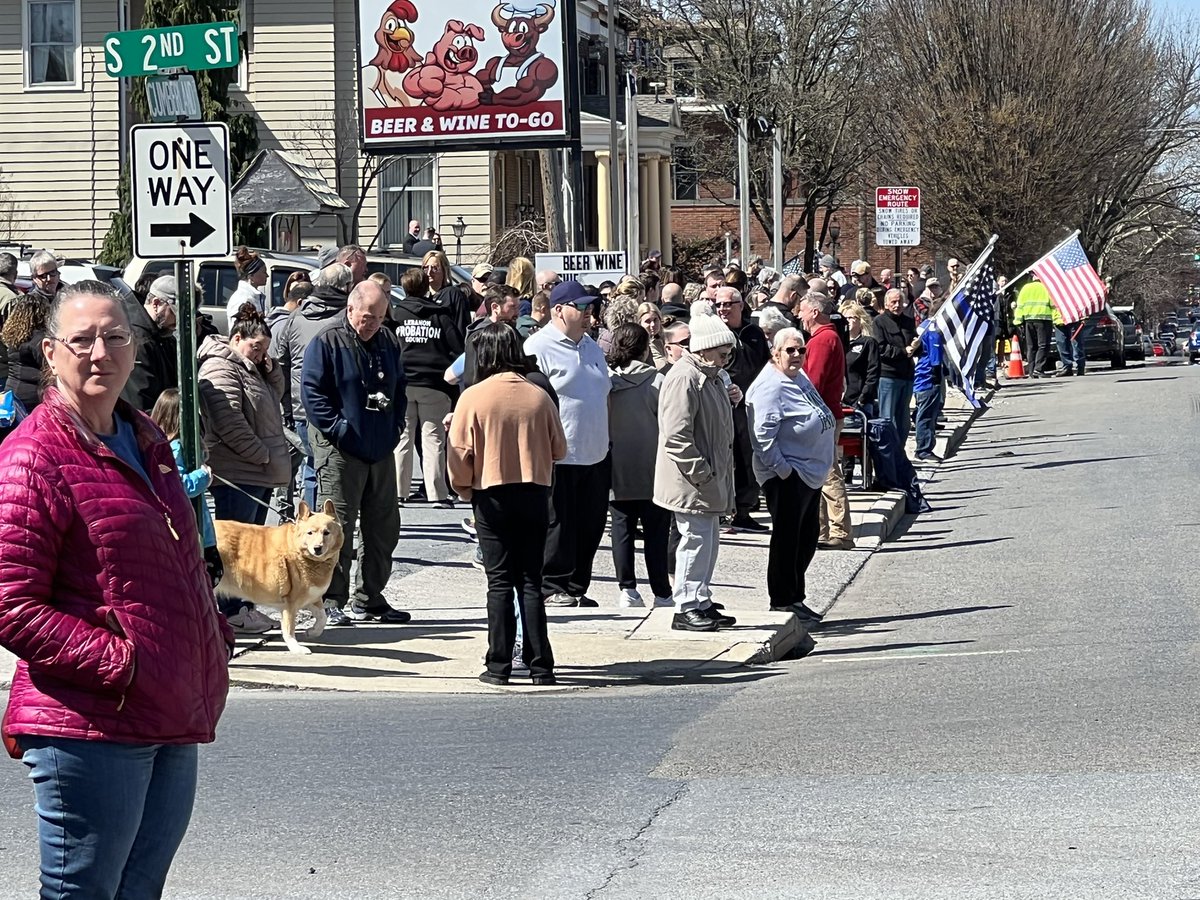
[210,472,297,523]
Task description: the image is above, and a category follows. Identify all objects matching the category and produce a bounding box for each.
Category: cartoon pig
[402,20,487,111]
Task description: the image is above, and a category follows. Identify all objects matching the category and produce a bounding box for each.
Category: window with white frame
[378,155,437,250]
[25,0,79,89]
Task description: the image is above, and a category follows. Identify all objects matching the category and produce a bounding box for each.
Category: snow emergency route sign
[132,122,232,259]
[875,186,921,247]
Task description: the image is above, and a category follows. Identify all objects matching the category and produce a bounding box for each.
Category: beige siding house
[0,0,123,257]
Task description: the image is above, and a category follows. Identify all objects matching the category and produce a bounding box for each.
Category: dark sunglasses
[782,346,806,356]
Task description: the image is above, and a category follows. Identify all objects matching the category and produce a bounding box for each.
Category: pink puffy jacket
[0,388,233,756]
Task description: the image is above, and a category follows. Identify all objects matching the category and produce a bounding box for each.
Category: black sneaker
[479,671,508,686]
[792,602,824,622]
[348,600,412,624]
[730,515,769,533]
[576,595,599,608]
[701,606,737,627]
[672,610,719,632]
[531,674,557,686]
[325,605,354,627]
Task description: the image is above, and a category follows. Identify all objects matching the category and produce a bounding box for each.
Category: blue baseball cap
[549,279,590,306]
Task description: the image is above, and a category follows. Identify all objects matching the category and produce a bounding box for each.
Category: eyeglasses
[782,346,806,356]
[542,280,562,289]
[667,338,690,348]
[33,269,60,281]
[714,301,740,309]
[54,331,133,355]
[567,301,594,313]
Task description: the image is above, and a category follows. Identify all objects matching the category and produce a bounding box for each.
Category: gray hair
[313,262,353,293]
[664,321,690,341]
[29,250,58,273]
[47,279,128,338]
[801,290,833,316]
[885,287,905,304]
[713,285,743,306]
[757,305,791,340]
[0,252,16,280]
[772,326,805,350]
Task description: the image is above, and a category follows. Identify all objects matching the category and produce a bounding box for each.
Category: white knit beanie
[688,301,736,352]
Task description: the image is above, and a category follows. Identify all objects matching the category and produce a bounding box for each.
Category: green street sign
[103,22,239,78]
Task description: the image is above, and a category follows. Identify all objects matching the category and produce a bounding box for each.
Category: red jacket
[803,322,847,420]
[0,388,232,756]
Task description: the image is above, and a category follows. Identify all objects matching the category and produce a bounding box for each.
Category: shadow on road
[1024,454,1148,470]
[808,638,975,657]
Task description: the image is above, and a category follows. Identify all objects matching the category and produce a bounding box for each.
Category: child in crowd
[151,389,225,591]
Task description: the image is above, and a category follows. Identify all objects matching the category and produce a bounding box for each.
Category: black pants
[609,499,672,599]
[474,483,554,679]
[763,474,821,607]
[543,458,611,599]
[1024,319,1052,376]
[732,405,758,516]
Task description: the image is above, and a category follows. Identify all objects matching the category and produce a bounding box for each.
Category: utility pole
[625,72,640,261]
[772,124,783,270]
[738,115,750,263]
[607,0,621,251]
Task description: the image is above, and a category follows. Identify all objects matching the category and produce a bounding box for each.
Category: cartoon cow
[402,21,487,111]
[477,0,559,106]
[362,0,423,108]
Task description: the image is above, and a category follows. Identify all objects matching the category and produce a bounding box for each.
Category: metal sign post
[173,260,204,493]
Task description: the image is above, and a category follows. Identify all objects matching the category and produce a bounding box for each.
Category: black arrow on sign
[150,213,216,247]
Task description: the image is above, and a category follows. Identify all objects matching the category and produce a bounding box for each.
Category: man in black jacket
[875,289,918,446]
[301,281,410,626]
[714,286,771,533]
[121,275,178,411]
[391,267,464,506]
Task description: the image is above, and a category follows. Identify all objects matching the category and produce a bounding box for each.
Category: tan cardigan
[448,372,567,499]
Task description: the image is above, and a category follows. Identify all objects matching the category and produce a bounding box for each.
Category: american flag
[932,246,997,409]
[1030,236,1107,324]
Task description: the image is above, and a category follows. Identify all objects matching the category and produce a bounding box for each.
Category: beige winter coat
[198,335,291,488]
[653,352,735,516]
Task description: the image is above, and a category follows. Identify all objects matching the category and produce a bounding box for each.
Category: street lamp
[451,216,466,265]
[829,221,841,262]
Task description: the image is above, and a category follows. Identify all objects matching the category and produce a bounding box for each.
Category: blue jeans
[21,737,198,899]
[878,377,914,446]
[976,324,997,386]
[295,420,318,511]
[914,386,944,456]
[1054,323,1076,371]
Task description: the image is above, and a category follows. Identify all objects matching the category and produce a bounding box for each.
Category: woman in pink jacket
[0,281,233,899]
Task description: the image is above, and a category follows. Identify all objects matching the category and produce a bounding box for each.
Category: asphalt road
[1,361,1197,899]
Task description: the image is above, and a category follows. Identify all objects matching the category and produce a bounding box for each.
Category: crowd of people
[0,243,983,895]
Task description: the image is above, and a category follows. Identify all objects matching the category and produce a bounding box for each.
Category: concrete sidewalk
[0,394,984,695]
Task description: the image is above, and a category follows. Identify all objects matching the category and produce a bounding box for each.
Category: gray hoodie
[608,360,662,501]
[271,288,348,423]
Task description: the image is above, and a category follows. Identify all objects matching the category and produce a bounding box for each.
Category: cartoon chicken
[362,0,423,108]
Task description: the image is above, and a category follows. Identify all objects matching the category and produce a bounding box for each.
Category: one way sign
[132,122,232,259]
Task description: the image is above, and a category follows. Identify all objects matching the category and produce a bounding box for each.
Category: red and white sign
[875,186,921,246]
[357,0,571,151]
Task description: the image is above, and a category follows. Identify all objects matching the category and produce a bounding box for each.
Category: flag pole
[1003,228,1082,291]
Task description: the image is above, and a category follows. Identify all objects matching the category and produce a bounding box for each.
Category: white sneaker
[652,596,675,607]
[618,588,645,608]
[226,605,273,634]
[511,640,529,675]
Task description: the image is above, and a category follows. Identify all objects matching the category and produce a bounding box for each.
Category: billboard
[357,0,572,152]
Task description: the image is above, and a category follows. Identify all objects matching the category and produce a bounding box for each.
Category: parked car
[1151,341,1166,357]
[125,250,318,334]
[1112,308,1143,360]
[1082,311,1128,368]
[1186,325,1200,364]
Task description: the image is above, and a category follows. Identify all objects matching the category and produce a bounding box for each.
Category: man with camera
[301,281,411,626]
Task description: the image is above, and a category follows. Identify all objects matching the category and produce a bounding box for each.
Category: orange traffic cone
[1007,339,1026,379]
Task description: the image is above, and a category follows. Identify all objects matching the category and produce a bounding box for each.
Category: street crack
[583,781,690,899]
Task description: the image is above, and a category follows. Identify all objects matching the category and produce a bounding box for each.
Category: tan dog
[215,500,345,655]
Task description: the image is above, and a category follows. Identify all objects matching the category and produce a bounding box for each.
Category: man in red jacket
[799,291,854,550]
